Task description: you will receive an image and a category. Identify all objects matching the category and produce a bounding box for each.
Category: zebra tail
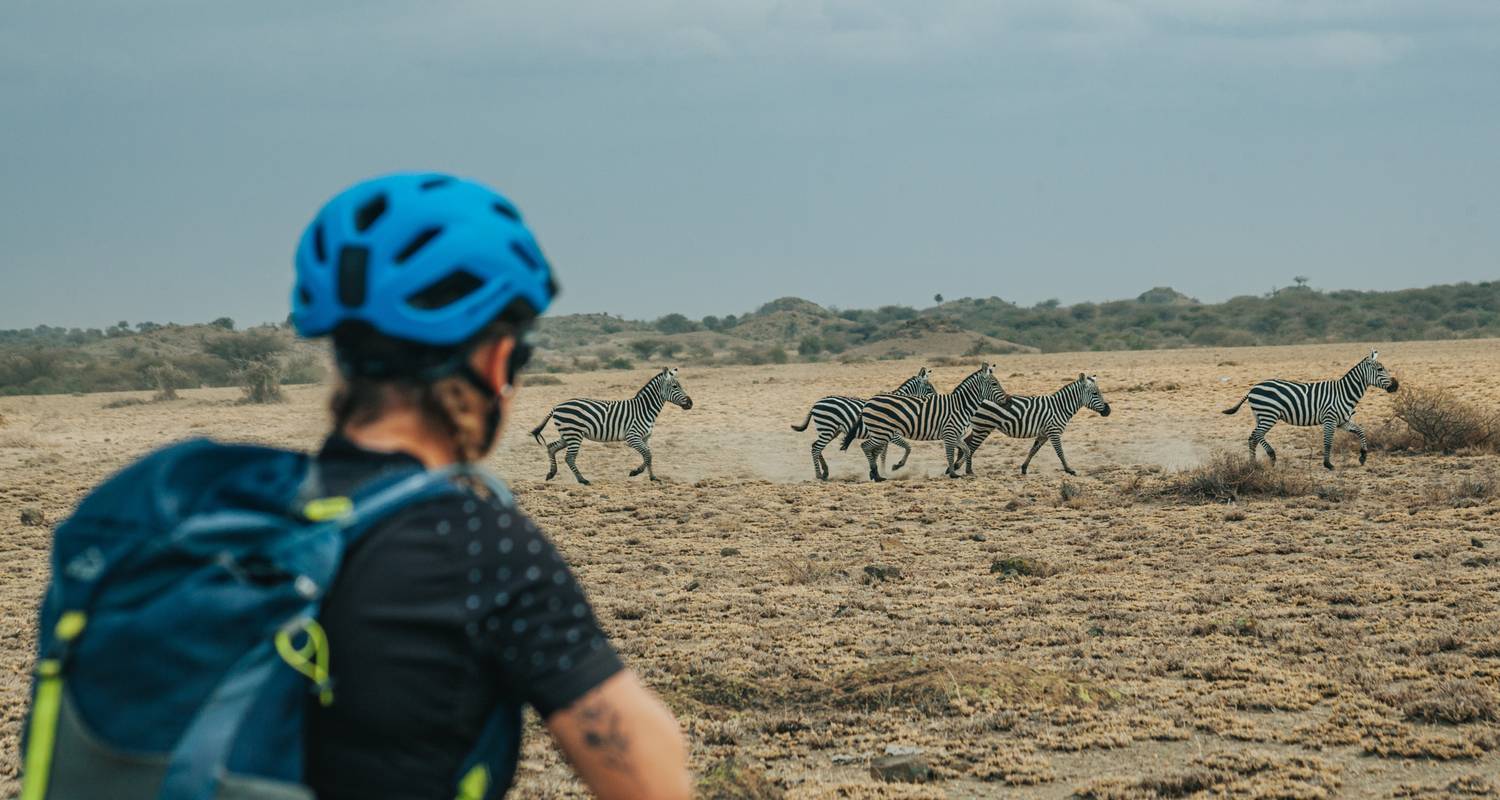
[838,424,859,451]
[790,409,813,432]
[530,409,555,445]
[1222,394,1249,415]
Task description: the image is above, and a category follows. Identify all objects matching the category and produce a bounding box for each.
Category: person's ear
[479,336,516,394]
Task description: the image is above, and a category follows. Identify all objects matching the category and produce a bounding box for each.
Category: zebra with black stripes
[790,368,936,480]
[962,373,1111,476]
[531,367,694,485]
[842,363,1010,481]
[1223,350,1398,470]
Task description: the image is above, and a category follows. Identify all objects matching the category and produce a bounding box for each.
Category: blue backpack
[22,438,520,800]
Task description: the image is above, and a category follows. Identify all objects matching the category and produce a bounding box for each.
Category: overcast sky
[2,1,1497,329]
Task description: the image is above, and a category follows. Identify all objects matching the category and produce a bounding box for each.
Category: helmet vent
[510,241,542,271]
[408,270,483,310]
[337,246,370,308]
[313,225,327,263]
[419,176,452,190]
[354,194,388,232]
[395,227,443,264]
[492,201,519,221]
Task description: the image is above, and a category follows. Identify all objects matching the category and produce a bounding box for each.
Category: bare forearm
[547,671,691,800]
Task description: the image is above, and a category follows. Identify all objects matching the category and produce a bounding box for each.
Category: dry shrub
[698,758,783,800]
[1163,452,1313,503]
[523,374,564,386]
[1402,680,1499,725]
[237,360,285,404]
[102,396,149,409]
[147,364,190,401]
[775,556,836,585]
[1392,387,1499,453]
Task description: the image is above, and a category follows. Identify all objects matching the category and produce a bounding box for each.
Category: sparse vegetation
[1392,387,1498,453]
[1164,452,1314,503]
[237,360,285,404]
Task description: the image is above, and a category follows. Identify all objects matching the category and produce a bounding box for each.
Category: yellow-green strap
[275,618,333,706]
[456,764,490,800]
[21,612,86,800]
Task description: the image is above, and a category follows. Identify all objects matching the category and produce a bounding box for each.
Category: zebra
[1223,350,1398,470]
[961,373,1111,477]
[841,363,1010,481]
[790,367,936,480]
[530,367,694,485]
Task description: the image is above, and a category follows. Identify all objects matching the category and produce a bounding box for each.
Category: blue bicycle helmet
[292,173,557,348]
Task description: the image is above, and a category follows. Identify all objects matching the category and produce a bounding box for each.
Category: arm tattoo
[577,698,634,775]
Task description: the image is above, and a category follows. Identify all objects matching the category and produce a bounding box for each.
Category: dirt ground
[2,340,1498,798]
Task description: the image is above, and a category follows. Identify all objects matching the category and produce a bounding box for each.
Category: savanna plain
[2,340,1498,798]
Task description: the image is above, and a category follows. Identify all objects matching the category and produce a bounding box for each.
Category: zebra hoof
[628,467,644,477]
[576,477,592,486]
[1359,451,1368,465]
[1323,461,1334,471]
[544,469,557,481]
[871,475,885,483]
[1065,468,1077,476]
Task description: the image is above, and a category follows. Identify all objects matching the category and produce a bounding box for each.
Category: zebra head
[961,363,1010,406]
[896,367,936,397]
[1078,373,1111,417]
[660,367,694,409]
[1362,351,1399,393]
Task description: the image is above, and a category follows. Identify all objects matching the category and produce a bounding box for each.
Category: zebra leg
[626,435,657,481]
[861,436,886,482]
[890,437,913,471]
[964,431,991,476]
[1322,419,1337,471]
[1341,421,1370,465]
[1050,432,1075,476]
[941,428,967,478]
[544,439,565,481]
[811,429,836,481]
[1020,436,1046,475]
[1249,417,1277,465]
[563,436,590,485]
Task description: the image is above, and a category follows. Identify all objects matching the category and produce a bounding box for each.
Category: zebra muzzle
[1098,404,1112,417]
[679,398,694,410]
[1385,379,1399,393]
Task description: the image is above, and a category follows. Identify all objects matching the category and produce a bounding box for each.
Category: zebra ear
[1078,373,1085,381]
[1370,350,1379,361]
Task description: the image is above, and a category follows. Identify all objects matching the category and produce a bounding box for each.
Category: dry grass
[1161,451,1314,503]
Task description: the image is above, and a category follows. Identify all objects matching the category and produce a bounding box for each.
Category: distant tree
[628,339,661,360]
[1293,276,1310,288]
[933,293,944,304]
[701,315,722,332]
[1036,298,1060,310]
[135,321,161,333]
[722,314,738,328]
[654,313,699,334]
[211,317,235,331]
[798,335,823,356]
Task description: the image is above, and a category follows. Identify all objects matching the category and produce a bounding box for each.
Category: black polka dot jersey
[305,436,623,799]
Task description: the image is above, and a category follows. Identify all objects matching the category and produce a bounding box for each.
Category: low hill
[2,281,1496,395]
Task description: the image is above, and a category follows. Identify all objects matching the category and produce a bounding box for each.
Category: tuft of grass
[990,556,1057,579]
[774,556,836,585]
[1402,680,1499,725]
[102,396,150,409]
[833,658,1117,715]
[1163,452,1313,503]
[697,758,783,800]
[1422,475,1498,508]
[523,373,564,386]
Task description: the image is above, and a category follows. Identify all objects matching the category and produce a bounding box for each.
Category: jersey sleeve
[452,494,625,718]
